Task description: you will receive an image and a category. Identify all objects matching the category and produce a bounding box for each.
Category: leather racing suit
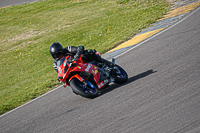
[53,46,113,73]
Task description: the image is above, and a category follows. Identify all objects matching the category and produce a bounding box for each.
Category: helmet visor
[52,50,62,59]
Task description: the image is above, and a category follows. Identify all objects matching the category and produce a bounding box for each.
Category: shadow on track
[99,69,157,96]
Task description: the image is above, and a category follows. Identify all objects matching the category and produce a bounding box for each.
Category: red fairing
[57,56,101,86]
[97,81,105,89]
[72,63,101,83]
[56,54,128,98]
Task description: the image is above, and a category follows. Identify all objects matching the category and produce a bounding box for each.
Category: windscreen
[57,57,69,74]
[57,57,66,68]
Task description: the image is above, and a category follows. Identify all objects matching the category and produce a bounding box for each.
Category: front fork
[67,74,97,89]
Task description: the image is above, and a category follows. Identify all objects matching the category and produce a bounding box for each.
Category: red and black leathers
[53,46,84,73]
[53,46,113,73]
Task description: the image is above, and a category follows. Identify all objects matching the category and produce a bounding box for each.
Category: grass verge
[0,0,170,115]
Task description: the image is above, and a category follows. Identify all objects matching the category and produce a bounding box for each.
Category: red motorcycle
[57,55,128,98]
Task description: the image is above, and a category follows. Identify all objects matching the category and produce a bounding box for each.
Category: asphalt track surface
[1,5,200,133]
[0,0,40,7]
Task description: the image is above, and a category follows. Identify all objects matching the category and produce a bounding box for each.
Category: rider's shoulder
[53,59,57,63]
[63,47,70,51]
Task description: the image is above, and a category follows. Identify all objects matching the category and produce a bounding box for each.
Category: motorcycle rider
[49,42,114,73]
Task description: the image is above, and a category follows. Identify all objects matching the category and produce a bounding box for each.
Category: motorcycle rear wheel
[113,65,128,84]
[70,78,99,98]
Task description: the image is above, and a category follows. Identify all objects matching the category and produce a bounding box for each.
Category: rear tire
[113,65,128,84]
[70,78,99,98]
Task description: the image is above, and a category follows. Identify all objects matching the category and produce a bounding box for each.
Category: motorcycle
[57,54,128,98]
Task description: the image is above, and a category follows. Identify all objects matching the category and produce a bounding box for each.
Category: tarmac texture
[0,0,200,133]
[103,0,200,59]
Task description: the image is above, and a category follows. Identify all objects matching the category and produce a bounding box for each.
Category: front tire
[70,78,99,98]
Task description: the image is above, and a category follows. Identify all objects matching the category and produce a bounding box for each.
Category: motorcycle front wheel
[70,78,99,98]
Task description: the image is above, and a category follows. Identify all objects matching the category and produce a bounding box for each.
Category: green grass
[0,0,170,115]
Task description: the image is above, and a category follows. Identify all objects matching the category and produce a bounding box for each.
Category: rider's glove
[69,59,75,67]
[74,55,79,61]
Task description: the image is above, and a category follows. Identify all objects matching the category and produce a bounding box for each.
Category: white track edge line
[114,6,200,59]
[0,85,62,118]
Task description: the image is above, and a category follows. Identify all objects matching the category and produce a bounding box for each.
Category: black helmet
[49,42,63,60]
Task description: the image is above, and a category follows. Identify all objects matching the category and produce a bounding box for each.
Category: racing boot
[101,58,114,68]
[93,54,113,67]
[84,49,114,68]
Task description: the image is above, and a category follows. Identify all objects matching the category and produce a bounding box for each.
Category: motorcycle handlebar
[69,59,78,67]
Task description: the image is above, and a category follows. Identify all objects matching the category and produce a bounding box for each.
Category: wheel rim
[114,66,126,78]
[75,80,97,94]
